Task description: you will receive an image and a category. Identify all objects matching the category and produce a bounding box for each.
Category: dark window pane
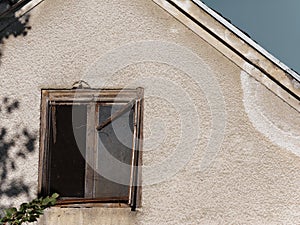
[95,104,134,198]
[48,105,87,197]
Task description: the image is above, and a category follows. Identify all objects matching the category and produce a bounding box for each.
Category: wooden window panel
[95,104,134,199]
[39,88,143,209]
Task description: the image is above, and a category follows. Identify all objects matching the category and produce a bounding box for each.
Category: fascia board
[192,0,300,83]
[153,0,300,112]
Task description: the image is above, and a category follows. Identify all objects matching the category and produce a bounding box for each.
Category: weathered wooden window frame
[38,88,143,210]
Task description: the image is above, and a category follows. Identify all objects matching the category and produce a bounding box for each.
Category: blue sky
[200,0,300,73]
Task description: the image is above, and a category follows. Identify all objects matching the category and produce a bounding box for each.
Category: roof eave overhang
[0,0,43,26]
[153,0,300,112]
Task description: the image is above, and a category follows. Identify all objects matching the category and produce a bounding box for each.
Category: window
[38,88,143,210]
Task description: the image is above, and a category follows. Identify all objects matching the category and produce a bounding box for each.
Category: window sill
[55,202,131,209]
[54,197,132,208]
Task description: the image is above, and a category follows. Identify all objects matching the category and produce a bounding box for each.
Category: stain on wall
[241,70,300,157]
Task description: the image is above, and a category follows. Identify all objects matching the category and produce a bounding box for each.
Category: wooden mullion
[128,101,138,205]
[40,99,51,196]
[38,91,48,196]
[93,104,100,197]
[136,92,144,208]
[131,99,141,211]
[84,103,96,198]
[133,88,144,209]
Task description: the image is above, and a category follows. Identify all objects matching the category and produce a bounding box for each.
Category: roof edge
[153,0,300,112]
[192,0,300,83]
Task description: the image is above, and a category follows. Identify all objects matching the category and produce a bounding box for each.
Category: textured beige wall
[0,0,299,224]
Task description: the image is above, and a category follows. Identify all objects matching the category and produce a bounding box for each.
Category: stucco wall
[0,0,299,224]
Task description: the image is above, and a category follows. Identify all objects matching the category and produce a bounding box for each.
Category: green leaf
[51,193,59,199]
[0,193,59,224]
[41,197,51,205]
[5,207,17,217]
[19,203,28,212]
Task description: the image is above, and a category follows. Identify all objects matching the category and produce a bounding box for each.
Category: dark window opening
[48,105,87,198]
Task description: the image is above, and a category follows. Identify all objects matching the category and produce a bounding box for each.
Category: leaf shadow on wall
[0,97,37,215]
[0,0,31,63]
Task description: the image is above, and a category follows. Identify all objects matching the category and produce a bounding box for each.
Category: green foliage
[0,193,59,225]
